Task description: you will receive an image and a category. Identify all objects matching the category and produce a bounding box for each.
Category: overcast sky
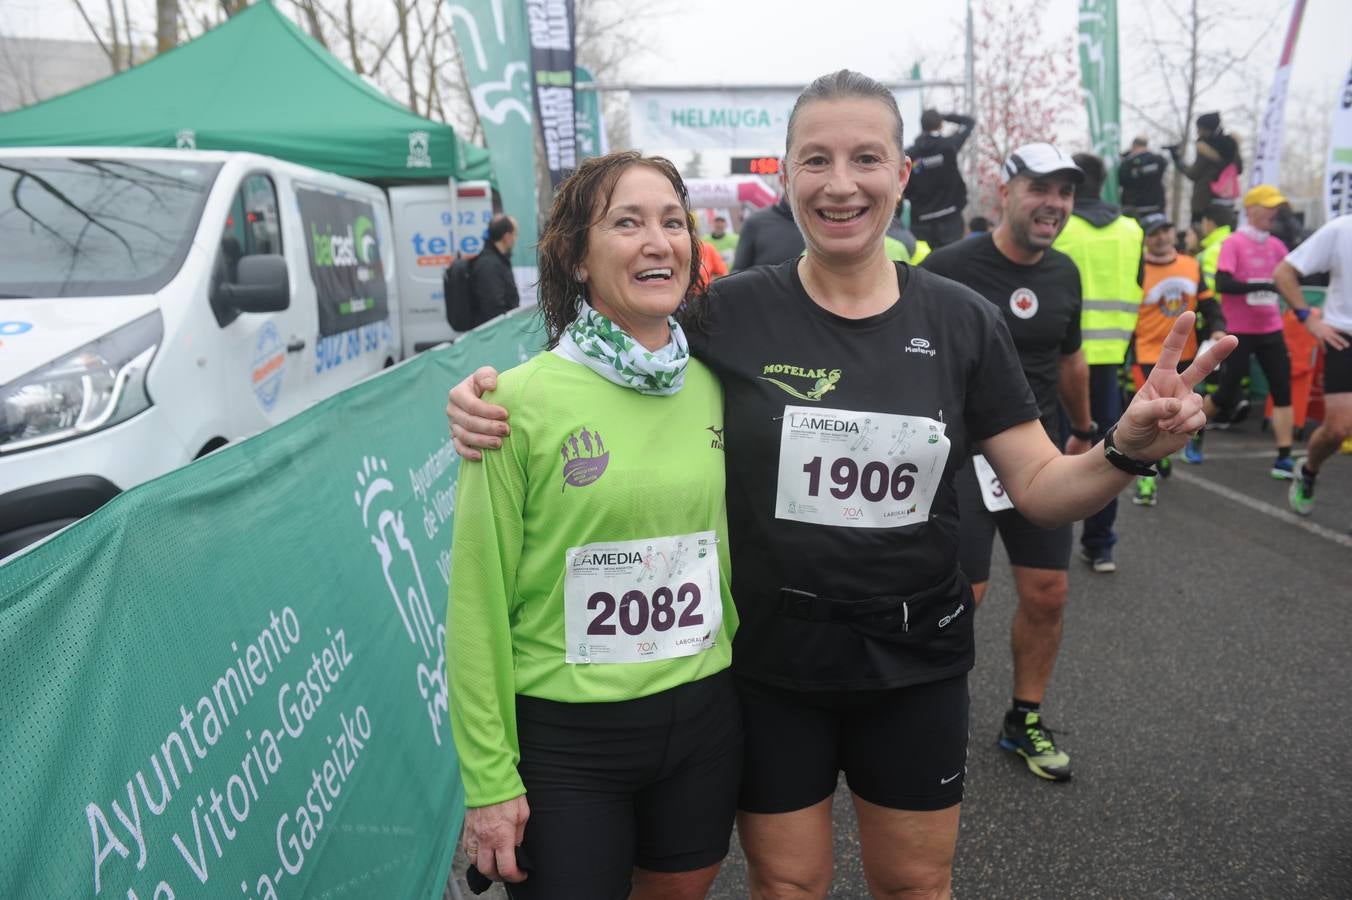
[4,0,1348,158]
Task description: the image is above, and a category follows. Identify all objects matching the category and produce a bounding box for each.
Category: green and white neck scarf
[555,304,689,395]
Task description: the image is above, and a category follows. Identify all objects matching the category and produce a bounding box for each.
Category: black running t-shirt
[922,233,1082,435]
[688,259,1038,690]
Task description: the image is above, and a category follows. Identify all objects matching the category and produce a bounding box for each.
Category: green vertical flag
[575,66,608,162]
[447,0,540,255]
[1077,0,1121,202]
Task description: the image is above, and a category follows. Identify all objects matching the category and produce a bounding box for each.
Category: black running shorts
[1215,330,1292,409]
[505,671,741,900]
[955,459,1074,583]
[1322,337,1352,395]
[736,673,969,814]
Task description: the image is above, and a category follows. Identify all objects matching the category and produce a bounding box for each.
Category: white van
[0,147,486,557]
[389,180,496,352]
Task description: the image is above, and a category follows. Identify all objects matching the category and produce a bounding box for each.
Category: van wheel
[196,438,229,459]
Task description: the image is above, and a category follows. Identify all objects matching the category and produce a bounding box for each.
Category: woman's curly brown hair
[536,151,705,347]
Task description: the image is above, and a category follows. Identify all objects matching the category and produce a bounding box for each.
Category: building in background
[0,36,140,112]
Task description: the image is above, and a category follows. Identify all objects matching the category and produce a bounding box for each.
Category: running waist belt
[777,568,964,625]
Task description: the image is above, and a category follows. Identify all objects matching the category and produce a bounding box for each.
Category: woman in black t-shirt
[447,70,1235,899]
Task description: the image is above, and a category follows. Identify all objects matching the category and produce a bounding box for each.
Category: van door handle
[286,339,306,353]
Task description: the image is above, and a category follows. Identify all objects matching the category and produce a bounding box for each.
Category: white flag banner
[630,89,922,152]
[1326,62,1352,220]
[1250,0,1308,188]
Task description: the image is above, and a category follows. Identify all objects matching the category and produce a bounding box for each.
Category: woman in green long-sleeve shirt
[448,153,741,900]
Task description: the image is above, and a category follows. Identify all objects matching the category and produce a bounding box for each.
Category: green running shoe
[999,710,1072,781]
[1157,454,1172,479]
[1133,475,1158,506]
[1289,461,1315,516]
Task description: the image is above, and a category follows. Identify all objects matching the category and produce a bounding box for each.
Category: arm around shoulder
[448,388,530,808]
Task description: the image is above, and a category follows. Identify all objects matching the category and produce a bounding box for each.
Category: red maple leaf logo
[1016,297,1032,311]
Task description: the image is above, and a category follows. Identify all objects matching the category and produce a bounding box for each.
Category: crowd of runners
[440,69,1350,900]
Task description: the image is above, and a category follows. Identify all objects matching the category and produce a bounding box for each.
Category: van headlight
[0,311,162,453]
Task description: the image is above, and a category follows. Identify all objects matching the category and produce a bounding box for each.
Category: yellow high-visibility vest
[1198,224,1231,295]
[1054,214,1144,365]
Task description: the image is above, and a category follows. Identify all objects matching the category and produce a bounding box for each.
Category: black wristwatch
[1102,424,1158,476]
[1069,420,1099,441]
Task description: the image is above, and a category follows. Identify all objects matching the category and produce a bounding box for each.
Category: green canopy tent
[0,0,492,185]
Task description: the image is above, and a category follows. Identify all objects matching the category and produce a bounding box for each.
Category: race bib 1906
[564,532,722,664]
[775,406,950,528]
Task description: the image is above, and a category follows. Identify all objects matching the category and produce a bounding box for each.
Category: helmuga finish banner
[0,310,545,899]
[297,187,390,338]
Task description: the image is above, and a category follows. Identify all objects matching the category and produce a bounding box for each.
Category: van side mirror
[219,255,290,313]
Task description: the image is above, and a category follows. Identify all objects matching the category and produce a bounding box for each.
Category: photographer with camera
[1168,112,1242,220]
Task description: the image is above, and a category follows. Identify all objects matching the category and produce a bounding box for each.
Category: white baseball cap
[1001,143,1085,184]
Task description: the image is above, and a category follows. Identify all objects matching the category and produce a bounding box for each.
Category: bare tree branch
[70,1,116,68]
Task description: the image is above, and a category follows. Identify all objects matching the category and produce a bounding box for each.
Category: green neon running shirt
[447,351,737,806]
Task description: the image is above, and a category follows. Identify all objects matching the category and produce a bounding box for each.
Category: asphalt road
[452,419,1352,899]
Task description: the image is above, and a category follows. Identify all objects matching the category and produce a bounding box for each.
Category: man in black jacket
[1118,135,1168,220]
[731,194,805,272]
[904,109,976,248]
[470,214,520,323]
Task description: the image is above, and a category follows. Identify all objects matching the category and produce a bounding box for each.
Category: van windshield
[0,157,221,299]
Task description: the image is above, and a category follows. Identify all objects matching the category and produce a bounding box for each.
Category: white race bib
[564,532,722,664]
[1247,289,1279,307]
[775,406,951,528]
[972,453,1014,512]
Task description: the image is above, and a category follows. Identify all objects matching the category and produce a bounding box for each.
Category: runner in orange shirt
[694,213,729,287]
[1132,213,1227,505]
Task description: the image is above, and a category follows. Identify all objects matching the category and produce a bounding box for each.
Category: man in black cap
[1168,112,1243,220]
[1131,212,1225,506]
[1118,135,1168,220]
[904,109,976,249]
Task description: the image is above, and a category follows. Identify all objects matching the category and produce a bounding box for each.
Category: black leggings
[1214,331,1291,409]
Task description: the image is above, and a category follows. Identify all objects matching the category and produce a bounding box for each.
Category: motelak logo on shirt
[759,364,842,401]
[561,427,609,490]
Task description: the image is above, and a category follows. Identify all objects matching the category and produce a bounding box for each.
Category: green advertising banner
[296,188,390,338]
[0,310,546,900]
[446,0,541,254]
[1078,0,1121,202]
[574,66,609,162]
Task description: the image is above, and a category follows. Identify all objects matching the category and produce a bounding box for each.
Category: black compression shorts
[1214,331,1291,409]
[955,459,1073,583]
[1323,337,1352,395]
[505,671,741,899]
[735,673,968,814]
